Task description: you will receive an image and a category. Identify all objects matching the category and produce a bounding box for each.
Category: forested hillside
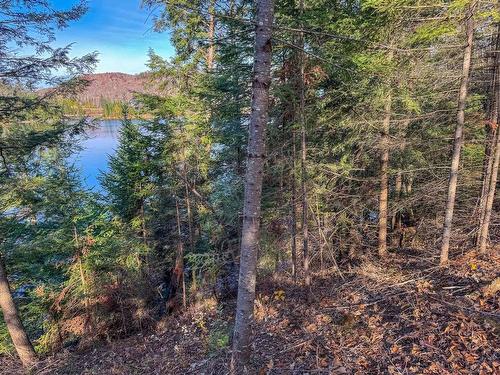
[0,0,499,374]
[54,73,165,118]
[76,73,156,104]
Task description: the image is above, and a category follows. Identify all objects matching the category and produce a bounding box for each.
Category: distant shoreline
[63,111,153,121]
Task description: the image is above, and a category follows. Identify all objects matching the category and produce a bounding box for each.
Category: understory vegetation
[0,0,499,374]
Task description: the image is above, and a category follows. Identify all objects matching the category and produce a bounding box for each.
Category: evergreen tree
[0,0,96,366]
[101,115,152,240]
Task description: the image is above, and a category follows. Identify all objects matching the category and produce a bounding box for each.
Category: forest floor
[2,248,499,374]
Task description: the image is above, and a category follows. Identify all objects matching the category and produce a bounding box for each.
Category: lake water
[73,119,122,190]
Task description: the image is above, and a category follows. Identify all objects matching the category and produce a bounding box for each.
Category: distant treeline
[58,98,140,119]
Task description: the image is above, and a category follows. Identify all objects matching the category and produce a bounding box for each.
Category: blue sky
[53,0,174,74]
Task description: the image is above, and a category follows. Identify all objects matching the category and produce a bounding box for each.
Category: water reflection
[72,119,121,191]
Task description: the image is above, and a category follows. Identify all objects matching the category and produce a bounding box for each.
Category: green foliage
[58,98,139,119]
[207,321,230,353]
[101,117,153,222]
[1,0,499,363]
[0,319,12,355]
[257,233,282,276]
[411,21,456,44]
[0,105,154,353]
[102,101,124,119]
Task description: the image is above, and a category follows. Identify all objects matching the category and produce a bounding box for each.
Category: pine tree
[101,115,152,240]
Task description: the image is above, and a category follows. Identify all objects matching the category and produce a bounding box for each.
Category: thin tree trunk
[440,2,477,266]
[185,190,194,251]
[316,197,324,271]
[298,0,311,298]
[477,23,500,247]
[230,0,274,370]
[73,225,92,333]
[207,0,215,71]
[477,133,497,237]
[300,82,310,293]
[73,225,85,293]
[167,199,185,312]
[184,182,194,252]
[479,127,498,231]
[478,125,500,253]
[140,200,147,244]
[290,131,298,280]
[378,87,392,257]
[0,256,37,368]
[180,144,194,252]
[391,171,403,247]
[175,200,186,309]
[182,269,187,309]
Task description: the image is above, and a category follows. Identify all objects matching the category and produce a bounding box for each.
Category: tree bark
[0,256,37,368]
[140,200,147,244]
[478,126,498,233]
[175,199,186,309]
[316,197,324,270]
[167,199,185,312]
[184,179,195,252]
[391,171,403,247]
[440,2,476,266]
[378,88,392,257]
[230,0,274,371]
[478,123,500,253]
[301,118,310,290]
[297,0,311,298]
[477,23,500,251]
[207,0,215,71]
[290,130,298,280]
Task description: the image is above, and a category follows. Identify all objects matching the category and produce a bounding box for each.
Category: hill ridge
[76,72,156,105]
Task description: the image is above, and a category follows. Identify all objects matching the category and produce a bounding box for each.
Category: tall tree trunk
[477,23,500,249]
[298,0,311,298]
[140,200,147,245]
[175,199,186,309]
[478,126,498,232]
[478,124,500,253]
[391,171,403,247]
[184,180,194,252]
[207,0,215,71]
[290,130,298,280]
[230,0,274,370]
[378,88,392,257]
[440,2,477,266]
[316,197,324,270]
[0,257,37,368]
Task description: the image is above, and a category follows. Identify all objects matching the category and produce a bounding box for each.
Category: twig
[279,339,311,354]
[428,295,500,320]
[322,290,412,310]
